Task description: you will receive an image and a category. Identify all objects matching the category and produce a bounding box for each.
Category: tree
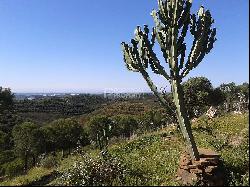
[138,110,167,131]
[182,77,214,118]
[0,87,14,112]
[209,87,225,107]
[0,130,7,151]
[0,87,21,133]
[121,0,216,160]
[238,82,249,99]
[237,82,249,111]
[87,115,113,157]
[112,115,138,138]
[44,118,86,156]
[12,122,43,171]
[218,82,238,112]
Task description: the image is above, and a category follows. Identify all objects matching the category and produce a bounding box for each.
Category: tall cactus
[121,0,216,160]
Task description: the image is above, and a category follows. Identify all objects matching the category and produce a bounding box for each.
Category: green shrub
[38,154,58,169]
[0,150,15,165]
[4,158,24,177]
[0,166,5,177]
[227,171,249,186]
[58,154,128,186]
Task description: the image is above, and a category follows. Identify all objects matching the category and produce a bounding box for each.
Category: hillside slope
[1,113,249,186]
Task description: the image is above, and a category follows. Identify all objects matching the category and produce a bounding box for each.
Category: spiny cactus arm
[169,0,180,73]
[121,26,171,80]
[177,1,192,70]
[151,0,193,75]
[178,43,186,70]
[139,25,171,80]
[151,10,170,63]
[121,42,140,72]
[180,6,217,78]
[146,27,171,80]
[177,0,193,29]
[121,40,173,111]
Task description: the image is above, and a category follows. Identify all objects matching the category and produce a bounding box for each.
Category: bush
[112,115,138,138]
[86,115,113,150]
[4,158,24,177]
[0,150,15,165]
[43,118,89,154]
[58,154,128,186]
[38,154,58,169]
[0,150,16,176]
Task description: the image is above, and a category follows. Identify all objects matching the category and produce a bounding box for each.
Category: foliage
[0,87,22,141]
[0,150,16,176]
[0,87,14,112]
[209,87,225,106]
[38,154,59,169]
[192,113,249,186]
[161,94,177,123]
[0,150,15,166]
[42,118,88,154]
[182,77,214,118]
[109,130,182,186]
[15,94,107,116]
[12,122,43,170]
[0,167,53,186]
[0,130,7,151]
[18,112,64,127]
[86,115,113,152]
[217,82,249,112]
[58,154,128,186]
[237,82,249,100]
[0,113,248,186]
[85,99,162,118]
[139,109,172,131]
[112,114,138,138]
[3,158,25,177]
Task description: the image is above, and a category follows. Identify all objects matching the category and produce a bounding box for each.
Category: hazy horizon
[11,79,250,94]
[13,90,153,94]
[0,0,249,93]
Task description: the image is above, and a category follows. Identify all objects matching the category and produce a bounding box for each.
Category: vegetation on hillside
[0,79,249,186]
[1,113,248,186]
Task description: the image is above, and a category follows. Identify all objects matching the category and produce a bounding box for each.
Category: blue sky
[0,0,249,93]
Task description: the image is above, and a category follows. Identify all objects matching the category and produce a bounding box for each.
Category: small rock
[205,166,217,173]
[190,168,203,174]
[176,177,182,181]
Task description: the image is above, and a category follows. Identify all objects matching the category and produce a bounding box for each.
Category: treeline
[14,94,108,116]
[0,118,89,176]
[85,77,249,122]
[0,110,169,177]
[174,77,249,119]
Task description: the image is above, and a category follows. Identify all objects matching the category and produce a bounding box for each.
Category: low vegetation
[1,113,248,186]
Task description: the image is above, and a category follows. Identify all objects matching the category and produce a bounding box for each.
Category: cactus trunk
[171,78,200,160]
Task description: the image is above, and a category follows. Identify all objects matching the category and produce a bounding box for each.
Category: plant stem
[171,79,200,160]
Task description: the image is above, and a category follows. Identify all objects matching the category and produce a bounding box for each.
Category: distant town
[14,92,155,101]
